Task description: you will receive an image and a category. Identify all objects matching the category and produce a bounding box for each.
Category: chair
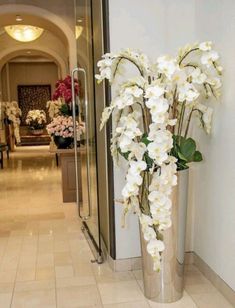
[0,143,10,169]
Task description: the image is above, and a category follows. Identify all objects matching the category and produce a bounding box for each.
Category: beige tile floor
[0,146,233,308]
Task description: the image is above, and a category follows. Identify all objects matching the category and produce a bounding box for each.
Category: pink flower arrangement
[46,116,74,138]
[52,75,79,104]
[46,115,85,139]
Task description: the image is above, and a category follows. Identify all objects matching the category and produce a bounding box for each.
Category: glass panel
[75,0,100,252]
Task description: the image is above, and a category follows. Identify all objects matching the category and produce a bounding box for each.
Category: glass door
[72,0,102,263]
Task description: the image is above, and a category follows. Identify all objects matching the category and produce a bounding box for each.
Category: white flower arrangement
[96,42,222,271]
[26,109,47,130]
[46,99,63,119]
[2,101,22,143]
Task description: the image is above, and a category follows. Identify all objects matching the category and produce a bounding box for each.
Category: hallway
[0,147,232,307]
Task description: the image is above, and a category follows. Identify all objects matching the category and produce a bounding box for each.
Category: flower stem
[179,47,199,66]
[184,108,194,138]
[114,56,144,77]
[177,102,186,137]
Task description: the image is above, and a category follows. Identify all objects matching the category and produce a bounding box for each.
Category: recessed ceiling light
[16,15,23,22]
[26,51,31,54]
[77,19,83,23]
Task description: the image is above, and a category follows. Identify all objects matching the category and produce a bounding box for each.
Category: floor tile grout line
[9,230,24,308]
[185,289,199,307]
[53,235,58,308]
[131,269,151,307]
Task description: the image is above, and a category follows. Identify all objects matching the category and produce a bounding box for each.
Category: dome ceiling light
[4,25,44,42]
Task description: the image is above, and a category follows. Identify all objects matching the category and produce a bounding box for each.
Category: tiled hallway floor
[0,146,232,307]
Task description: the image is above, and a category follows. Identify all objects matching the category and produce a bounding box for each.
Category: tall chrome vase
[140,169,189,303]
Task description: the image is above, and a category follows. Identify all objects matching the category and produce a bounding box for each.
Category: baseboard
[104,249,235,306]
[105,251,194,273]
[185,251,194,265]
[193,253,235,307]
[107,255,142,272]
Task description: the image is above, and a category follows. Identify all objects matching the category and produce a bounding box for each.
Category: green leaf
[117,148,130,161]
[144,153,154,169]
[193,151,203,162]
[177,160,189,171]
[178,152,187,161]
[60,104,70,116]
[141,134,151,146]
[180,137,196,160]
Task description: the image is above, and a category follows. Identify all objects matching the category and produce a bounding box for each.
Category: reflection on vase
[140,169,189,303]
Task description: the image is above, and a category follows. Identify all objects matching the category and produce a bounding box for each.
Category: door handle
[71,67,91,220]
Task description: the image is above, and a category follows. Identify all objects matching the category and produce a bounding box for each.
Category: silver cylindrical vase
[140,169,189,303]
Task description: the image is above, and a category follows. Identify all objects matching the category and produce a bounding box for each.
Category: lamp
[75,25,83,39]
[4,25,44,42]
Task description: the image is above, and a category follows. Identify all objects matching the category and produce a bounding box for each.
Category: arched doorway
[0,3,77,70]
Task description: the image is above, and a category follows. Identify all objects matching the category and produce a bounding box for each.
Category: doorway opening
[0,0,113,272]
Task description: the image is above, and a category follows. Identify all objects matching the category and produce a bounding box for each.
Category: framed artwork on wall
[18,85,51,125]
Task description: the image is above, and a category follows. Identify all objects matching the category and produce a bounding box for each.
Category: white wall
[109,0,196,259]
[193,0,235,291]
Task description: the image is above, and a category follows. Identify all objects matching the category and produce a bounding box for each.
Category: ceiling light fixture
[75,25,83,39]
[16,15,23,22]
[4,25,44,42]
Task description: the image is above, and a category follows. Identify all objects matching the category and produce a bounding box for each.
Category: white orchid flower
[118,134,132,152]
[147,239,165,256]
[100,106,114,130]
[122,182,139,198]
[158,218,172,231]
[145,85,165,98]
[147,142,169,165]
[145,97,169,111]
[124,85,143,98]
[150,112,168,125]
[148,190,169,205]
[129,160,147,174]
[207,77,222,89]
[126,173,143,186]
[201,50,219,67]
[139,214,153,229]
[97,58,113,68]
[202,108,213,134]
[148,128,172,143]
[143,226,156,241]
[191,68,207,84]
[115,94,134,110]
[156,55,178,79]
[128,142,146,161]
[172,68,187,85]
[178,82,200,102]
[199,41,212,51]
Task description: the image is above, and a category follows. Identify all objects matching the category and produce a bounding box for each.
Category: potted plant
[3,101,22,145]
[52,75,79,116]
[46,115,85,149]
[96,42,222,302]
[26,109,47,135]
[46,98,63,120]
